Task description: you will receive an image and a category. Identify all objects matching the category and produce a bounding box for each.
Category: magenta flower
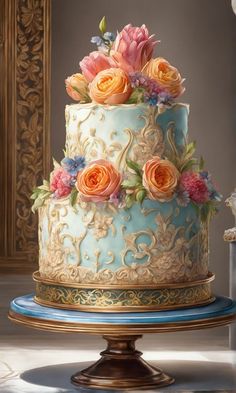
[180,171,209,204]
[50,168,72,198]
[110,24,158,73]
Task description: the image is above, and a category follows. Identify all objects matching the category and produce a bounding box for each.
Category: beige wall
[51,0,236,296]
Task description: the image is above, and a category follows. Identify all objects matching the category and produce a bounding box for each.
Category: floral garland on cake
[31,18,222,221]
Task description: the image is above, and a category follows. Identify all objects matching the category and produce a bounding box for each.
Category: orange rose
[89,68,132,104]
[76,159,121,202]
[142,157,180,201]
[142,57,185,98]
[65,73,89,101]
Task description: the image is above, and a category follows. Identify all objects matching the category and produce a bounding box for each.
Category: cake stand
[9,294,236,390]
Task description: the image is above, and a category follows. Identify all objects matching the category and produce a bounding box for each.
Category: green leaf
[99,16,107,34]
[32,197,45,214]
[52,157,61,169]
[121,175,141,189]
[125,88,145,104]
[136,189,146,203]
[186,141,196,156]
[70,188,78,207]
[37,184,50,191]
[126,160,142,177]
[125,193,135,209]
[30,187,52,212]
[181,158,198,172]
[199,156,205,171]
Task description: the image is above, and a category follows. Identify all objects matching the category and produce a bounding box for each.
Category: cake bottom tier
[33,271,215,312]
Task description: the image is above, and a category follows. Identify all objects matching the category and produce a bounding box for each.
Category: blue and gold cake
[32,20,221,312]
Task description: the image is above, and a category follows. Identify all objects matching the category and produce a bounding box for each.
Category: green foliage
[52,157,60,169]
[99,16,107,34]
[136,189,146,203]
[166,128,204,173]
[122,160,147,208]
[72,86,91,103]
[126,159,143,177]
[121,175,141,189]
[125,88,145,104]
[31,180,52,213]
[199,156,205,171]
[125,193,136,209]
[70,188,78,207]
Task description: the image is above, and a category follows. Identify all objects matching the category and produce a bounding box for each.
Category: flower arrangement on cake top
[65,17,184,106]
[31,18,222,221]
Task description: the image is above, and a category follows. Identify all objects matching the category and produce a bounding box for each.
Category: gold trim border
[8,309,236,335]
[33,271,215,290]
[33,271,215,312]
[34,296,216,313]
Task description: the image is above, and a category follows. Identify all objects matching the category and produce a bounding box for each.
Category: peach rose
[65,73,89,101]
[76,159,121,202]
[142,57,185,98]
[89,68,132,105]
[143,157,180,201]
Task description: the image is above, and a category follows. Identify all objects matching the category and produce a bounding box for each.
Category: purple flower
[129,72,173,106]
[109,192,121,206]
[61,155,86,176]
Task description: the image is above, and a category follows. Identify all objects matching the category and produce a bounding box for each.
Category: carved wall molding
[0,0,51,272]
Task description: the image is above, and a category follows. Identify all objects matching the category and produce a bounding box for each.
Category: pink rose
[80,51,117,82]
[110,24,158,73]
[76,159,121,202]
[180,171,209,204]
[50,168,72,198]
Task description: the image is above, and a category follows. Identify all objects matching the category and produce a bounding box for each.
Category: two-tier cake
[31,18,221,312]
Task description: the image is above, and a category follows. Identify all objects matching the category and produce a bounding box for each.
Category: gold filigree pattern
[130,106,164,166]
[39,200,209,285]
[34,276,214,311]
[65,104,165,172]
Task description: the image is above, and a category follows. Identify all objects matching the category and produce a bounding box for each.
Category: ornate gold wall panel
[0,0,51,272]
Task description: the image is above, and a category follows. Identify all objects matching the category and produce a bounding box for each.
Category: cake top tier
[65,18,185,107]
[31,19,222,222]
[65,102,189,171]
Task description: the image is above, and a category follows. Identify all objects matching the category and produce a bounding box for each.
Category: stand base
[8,294,236,390]
[71,335,174,390]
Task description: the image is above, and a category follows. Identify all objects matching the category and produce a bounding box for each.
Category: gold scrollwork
[34,278,214,311]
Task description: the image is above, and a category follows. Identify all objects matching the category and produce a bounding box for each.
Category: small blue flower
[103,31,115,42]
[199,171,209,180]
[61,156,86,176]
[91,36,103,46]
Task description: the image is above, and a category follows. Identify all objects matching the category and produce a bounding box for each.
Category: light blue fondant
[40,197,201,273]
[10,295,236,325]
[66,103,189,160]
[40,102,204,280]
